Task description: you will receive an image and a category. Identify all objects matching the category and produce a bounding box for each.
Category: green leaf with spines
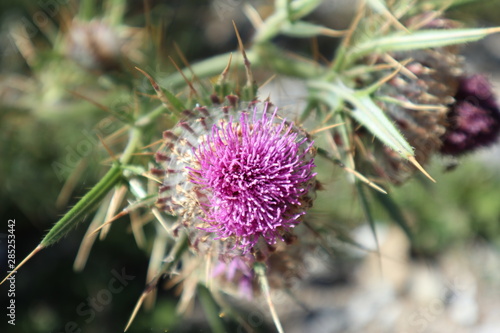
[373,190,414,242]
[41,163,123,247]
[160,88,186,115]
[349,27,500,61]
[309,80,414,160]
[356,181,380,255]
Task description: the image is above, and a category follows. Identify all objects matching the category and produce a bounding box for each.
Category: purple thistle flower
[440,75,500,155]
[154,101,316,254]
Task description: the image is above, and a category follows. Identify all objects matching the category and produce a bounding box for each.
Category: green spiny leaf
[41,163,123,247]
[352,94,414,158]
[309,80,414,159]
[350,27,500,59]
[373,191,414,242]
[160,88,186,115]
[356,181,380,254]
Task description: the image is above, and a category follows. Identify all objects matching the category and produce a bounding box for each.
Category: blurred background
[1,0,500,332]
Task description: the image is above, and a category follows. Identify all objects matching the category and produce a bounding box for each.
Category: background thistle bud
[440,74,500,155]
[155,101,317,257]
[64,19,145,72]
[65,20,122,71]
[357,15,466,184]
[356,49,462,184]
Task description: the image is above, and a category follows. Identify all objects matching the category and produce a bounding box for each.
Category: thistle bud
[359,15,469,184]
[440,74,500,155]
[65,20,122,71]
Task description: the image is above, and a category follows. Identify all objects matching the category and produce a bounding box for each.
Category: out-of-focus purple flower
[440,75,500,155]
[213,257,254,299]
[154,101,316,254]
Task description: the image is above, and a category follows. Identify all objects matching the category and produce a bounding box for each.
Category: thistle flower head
[440,74,500,155]
[357,47,462,184]
[155,101,316,254]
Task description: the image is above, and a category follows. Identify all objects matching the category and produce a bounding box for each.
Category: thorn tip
[408,156,436,183]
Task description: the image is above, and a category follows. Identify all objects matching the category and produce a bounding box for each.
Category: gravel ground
[274,225,500,333]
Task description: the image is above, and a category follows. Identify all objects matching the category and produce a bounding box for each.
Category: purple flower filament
[188,107,315,250]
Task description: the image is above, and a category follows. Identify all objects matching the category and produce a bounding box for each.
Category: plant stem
[160,44,326,91]
[135,105,168,127]
[198,285,226,333]
[120,126,143,164]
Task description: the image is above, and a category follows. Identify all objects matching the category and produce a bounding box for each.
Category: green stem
[120,126,143,164]
[104,0,126,25]
[159,51,256,90]
[254,263,284,333]
[78,0,96,20]
[330,43,348,74]
[160,44,325,91]
[198,285,226,333]
[253,42,325,79]
[135,105,168,127]
[253,0,322,43]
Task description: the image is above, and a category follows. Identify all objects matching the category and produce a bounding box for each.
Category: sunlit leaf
[350,27,500,59]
